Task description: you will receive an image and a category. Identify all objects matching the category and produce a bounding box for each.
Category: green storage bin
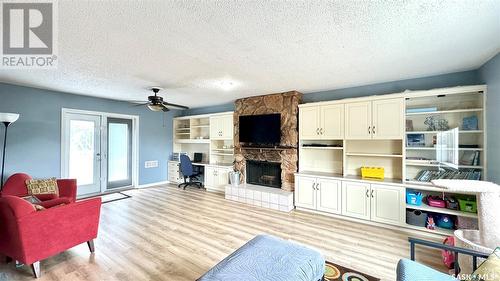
[458,197,477,213]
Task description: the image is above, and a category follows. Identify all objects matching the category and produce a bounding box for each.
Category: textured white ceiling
[1,1,499,108]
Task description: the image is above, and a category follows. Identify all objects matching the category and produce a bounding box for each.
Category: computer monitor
[193,153,203,163]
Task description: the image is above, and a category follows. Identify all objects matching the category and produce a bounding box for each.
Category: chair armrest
[57,179,77,202]
[16,197,101,264]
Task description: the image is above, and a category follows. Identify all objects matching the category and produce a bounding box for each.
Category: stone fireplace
[234,91,302,191]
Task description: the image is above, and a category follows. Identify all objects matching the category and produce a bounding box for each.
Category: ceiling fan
[132,87,189,112]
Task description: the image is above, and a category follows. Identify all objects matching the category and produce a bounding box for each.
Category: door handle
[320,128,323,135]
[366,189,369,198]
[371,189,374,198]
[316,128,320,135]
[316,183,320,190]
[368,126,371,134]
[372,126,375,135]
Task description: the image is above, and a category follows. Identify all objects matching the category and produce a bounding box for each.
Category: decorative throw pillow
[472,247,500,281]
[25,178,59,200]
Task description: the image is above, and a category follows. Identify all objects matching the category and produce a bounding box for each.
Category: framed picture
[407,133,425,147]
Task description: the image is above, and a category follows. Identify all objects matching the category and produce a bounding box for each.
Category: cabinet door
[209,116,221,139]
[299,107,320,139]
[320,104,344,139]
[370,184,405,225]
[294,176,317,209]
[371,98,404,139]
[204,166,216,188]
[341,181,370,220]
[221,115,234,139]
[316,178,342,214]
[217,168,229,190]
[345,102,372,139]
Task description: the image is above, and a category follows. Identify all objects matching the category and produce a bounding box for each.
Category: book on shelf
[414,169,482,182]
[459,151,481,166]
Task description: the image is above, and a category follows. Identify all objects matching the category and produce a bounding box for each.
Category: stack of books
[414,169,482,182]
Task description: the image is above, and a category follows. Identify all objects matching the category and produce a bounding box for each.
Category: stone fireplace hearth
[233,91,302,191]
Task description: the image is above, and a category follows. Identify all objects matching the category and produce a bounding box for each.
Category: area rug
[323,261,379,281]
[101,192,131,204]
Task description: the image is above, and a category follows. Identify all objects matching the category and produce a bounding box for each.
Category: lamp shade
[0,113,20,123]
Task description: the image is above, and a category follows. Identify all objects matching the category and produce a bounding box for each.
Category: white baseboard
[136,180,170,189]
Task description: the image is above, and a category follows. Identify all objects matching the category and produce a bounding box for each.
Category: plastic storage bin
[406,209,427,227]
[361,167,384,179]
[458,197,477,213]
[406,191,423,206]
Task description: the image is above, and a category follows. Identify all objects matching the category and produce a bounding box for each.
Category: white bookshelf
[295,85,486,237]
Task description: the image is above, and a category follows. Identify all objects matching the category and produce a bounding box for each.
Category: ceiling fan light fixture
[147,104,164,111]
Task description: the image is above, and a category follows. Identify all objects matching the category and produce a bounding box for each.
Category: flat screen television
[239,114,281,146]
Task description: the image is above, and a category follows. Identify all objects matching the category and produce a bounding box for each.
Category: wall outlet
[145,160,159,168]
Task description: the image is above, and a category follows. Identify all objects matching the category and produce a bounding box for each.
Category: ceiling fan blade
[161,104,170,112]
[162,101,189,110]
[130,102,150,106]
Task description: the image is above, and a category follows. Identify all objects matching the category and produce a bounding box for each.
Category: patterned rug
[323,261,380,281]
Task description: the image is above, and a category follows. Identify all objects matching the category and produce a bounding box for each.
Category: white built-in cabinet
[210,114,233,140]
[204,166,230,191]
[299,104,344,139]
[294,176,404,225]
[295,176,342,214]
[345,98,404,140]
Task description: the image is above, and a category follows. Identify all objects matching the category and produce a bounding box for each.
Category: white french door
[62,113,102,196]
[62,109,138,197]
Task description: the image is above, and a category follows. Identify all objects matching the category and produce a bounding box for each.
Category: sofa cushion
[38,198,71,209]
[26,178,59,200]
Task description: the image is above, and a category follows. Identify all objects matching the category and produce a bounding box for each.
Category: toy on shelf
[445,196,459,210]
[426,215,436,230]
[436,214,455,230]
[457,196,478,213]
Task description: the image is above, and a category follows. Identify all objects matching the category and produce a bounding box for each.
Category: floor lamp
[0,113,20,190]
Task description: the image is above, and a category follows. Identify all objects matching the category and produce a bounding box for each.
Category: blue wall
[479,53,500,183]
[0,83,175,185]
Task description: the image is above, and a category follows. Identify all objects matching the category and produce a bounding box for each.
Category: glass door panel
[107,118,132,189]
[63,113,102,196]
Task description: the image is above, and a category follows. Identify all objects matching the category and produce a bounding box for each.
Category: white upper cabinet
[371,98,404,139]
[210,114,233,140]
[299,104,344,139]
[299,107,321,139]
[320,104,344,139]
[345,101,372,139]
[345,98,404,140]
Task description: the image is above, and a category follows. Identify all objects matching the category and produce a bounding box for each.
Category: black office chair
[178,154,203,190]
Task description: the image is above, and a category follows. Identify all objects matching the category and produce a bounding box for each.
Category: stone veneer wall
[233,91,302,191]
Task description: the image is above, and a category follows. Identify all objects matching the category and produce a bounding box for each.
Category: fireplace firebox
[246,160,282,188]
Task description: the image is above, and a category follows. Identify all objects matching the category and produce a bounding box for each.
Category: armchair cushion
[38,198,71,209]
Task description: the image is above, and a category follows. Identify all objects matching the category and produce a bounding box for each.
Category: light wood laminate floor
[0,185,445,281]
